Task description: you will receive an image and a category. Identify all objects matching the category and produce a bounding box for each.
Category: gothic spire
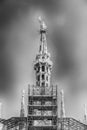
[84,104,87,124]
[34,17,52,88]
[60,89,66,118]
[38,16,47,54]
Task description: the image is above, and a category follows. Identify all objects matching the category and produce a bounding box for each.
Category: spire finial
[38,16,48,54]
[38,16,47,32]
[60,89,64,97]
[84,104,87,115]
[22,89,25,96]
[20,89,25,117]
[22,89,25,107]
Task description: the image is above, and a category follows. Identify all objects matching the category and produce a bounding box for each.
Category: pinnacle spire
[0,102,2,118]
[84,104,87,124]
[60,89,66,118]
[20,90,25,117]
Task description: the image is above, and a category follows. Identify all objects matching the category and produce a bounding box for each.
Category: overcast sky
[0,0,87,121]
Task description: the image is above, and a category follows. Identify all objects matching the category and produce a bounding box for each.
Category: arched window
[42,74,44,80]
[42,82,45,86]
[37,75,40,81]
[42,66,45,71]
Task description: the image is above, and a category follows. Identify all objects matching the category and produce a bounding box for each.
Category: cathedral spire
[20,90,25,117]
[38,16,47,54]
[34,17,52,88]
[60,89,66,118]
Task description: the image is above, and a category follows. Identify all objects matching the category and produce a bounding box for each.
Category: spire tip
[38,16,47,31]
[60,89,64,95]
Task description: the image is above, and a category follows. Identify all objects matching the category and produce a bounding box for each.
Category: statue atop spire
[38,16,47,32]
[60,89,66,118]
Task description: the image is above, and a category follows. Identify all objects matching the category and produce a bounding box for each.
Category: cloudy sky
[0,0,87,121]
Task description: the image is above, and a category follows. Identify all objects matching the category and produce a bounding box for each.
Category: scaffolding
[27,84,58,130]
